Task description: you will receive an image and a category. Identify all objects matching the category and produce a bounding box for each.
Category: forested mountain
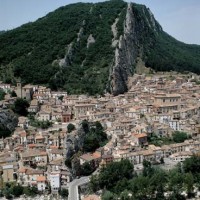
[1,0,200,95]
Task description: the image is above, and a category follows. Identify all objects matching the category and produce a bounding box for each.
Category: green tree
[12,98,29,116]
[82,121,108,152]
[10,90,17,97]
[22,186,30,196]
[172,131,188,143]
[102,190,116,200]
[142,160,154,177]
[119,189,132,200]
[98,159,133,191]
[95,121,104,132]
[30,119,52,129]
[168,169,184,196]
[58,95,64,101]
[83,134,100,152]
[3,184,12,199]
[82,120,89,133]
[59,188,68,198]
[72,157,82,176]
[89,174,100,192]
[183,155,200,183]
[0,126,11,138]
[0,89,5,100]
[168,192,186,200]
[160,157,164,164]
[183,155,200,174]
[150,169,167,199]
[184,172,194,197]
[65,158,72,168]
[129,175,152,199]
[113,178,129,194]
[11,185,23,197]
[23,186,38,197]
[67,123,75,133]
[81,162,95,176]
[31,186,38,195]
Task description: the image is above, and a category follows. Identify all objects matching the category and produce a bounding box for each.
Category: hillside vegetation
[90,157,200,199]
[0,0,126,95]
[0,0,200,95]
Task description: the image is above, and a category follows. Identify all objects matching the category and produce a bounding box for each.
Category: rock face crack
[109,2,159,95]
[110,3,137,95]
[111,17,119,47]
[59,20,85,68]
[87,34,95,48]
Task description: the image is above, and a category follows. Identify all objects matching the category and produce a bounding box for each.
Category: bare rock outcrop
[0,109,18,133]
[109,3,161,95]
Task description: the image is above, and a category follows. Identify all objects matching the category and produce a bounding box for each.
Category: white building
[49,172,60,194]
[36,176,46,192]
[169,120,180,131]
[169,151,193,162]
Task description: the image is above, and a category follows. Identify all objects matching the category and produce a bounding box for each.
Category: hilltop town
[0,72,200,199]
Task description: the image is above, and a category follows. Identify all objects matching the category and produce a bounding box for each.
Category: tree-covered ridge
[0,0,126,94]
[131,3,200,74]
[146,32,200,73]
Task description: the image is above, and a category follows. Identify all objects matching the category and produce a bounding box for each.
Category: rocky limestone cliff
[64,122,87,159]
[110,3,161,95]
[0,109,18,133]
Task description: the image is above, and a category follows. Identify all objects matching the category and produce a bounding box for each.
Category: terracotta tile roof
[80,154,94,162]
[51,149,63,154]
[28,144,36,148]
[36,176,46,182]
[21,150,47,158]
[26,169,44,175]
[92,152,101,159]
[35,135,44,140]
[132,133,147,138]
[50,145,59,149]
[18,167,27,173]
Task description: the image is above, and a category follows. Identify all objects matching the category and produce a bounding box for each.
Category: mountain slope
[0,0,200,95]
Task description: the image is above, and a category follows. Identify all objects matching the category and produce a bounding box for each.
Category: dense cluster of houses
[0,72,200,194]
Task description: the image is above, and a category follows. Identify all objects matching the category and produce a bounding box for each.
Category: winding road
[68,176,90,200]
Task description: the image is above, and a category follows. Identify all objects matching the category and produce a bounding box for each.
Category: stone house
[74,103,96,119]
[20,150,48,166]
[62,112,72,122]
[37,110,51,121]
[60,166,71,186]
[2,164,15,182]
[132,133,148,146]
[18,168,44,186]
[170,151,193,162]
[18,117,30,129]
[100,154,113,168]
[80,152,101,167]
[48,149,64,161]
[15,82,33,100]
[28,99,40,113]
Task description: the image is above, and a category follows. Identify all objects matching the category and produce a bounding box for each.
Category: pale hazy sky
[0,0,200,44]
